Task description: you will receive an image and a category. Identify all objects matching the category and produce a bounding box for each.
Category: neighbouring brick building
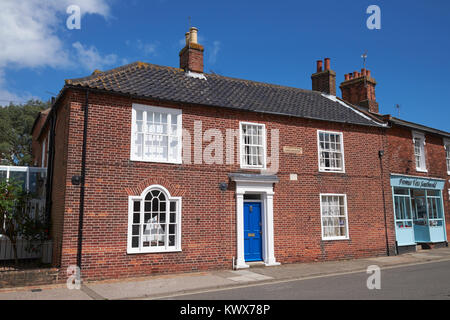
[32,27,449,281]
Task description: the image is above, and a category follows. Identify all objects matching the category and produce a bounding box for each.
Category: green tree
[0,99,50,166]
[0,179,48,265]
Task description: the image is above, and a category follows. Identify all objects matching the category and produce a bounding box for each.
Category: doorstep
[245,261,266,268]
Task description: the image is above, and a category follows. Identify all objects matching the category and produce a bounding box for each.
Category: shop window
[320,194,349,240]
[412,131,427,172]
[393,188,413,229]
[128,185,181,253]
[317,131,345,172]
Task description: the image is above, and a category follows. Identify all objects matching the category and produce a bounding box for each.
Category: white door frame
[233,179,280,269]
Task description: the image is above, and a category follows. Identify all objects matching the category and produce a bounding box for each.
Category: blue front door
[244,202,262,261]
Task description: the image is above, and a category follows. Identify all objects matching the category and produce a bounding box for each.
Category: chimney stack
[339,68,379,113]
[311,58,336,95]
[179,27,204,73]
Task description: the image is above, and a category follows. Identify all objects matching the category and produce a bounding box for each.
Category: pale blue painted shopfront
[391,174,447,246]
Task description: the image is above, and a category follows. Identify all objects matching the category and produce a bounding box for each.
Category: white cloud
[0,0,113,104]
[0,0,111,69]
[136,40,158,56]
[208,41,221,65]
[73,42,118,71]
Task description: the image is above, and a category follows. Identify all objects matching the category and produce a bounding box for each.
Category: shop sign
[390,175,445,190]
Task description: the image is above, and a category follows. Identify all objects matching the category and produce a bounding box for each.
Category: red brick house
[32,27,448,281]
[334,69,450,254]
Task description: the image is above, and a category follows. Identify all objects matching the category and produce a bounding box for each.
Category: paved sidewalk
[1,247,449,300]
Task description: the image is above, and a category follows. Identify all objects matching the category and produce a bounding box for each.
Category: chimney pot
[179,27,204,73]
[316,60,323,73]
[340,68,378,113]
[311,57,336,95]
[189,27,198,44]
[324,58,331,71]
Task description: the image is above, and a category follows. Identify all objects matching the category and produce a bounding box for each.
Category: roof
[31,108,50,136]
[388,117,450,138]
[64,62,384,127]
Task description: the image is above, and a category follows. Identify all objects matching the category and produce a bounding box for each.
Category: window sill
[240,165,266,170]
[130,157,182,165]
[321,237,350,241]
[415,168,428,173]
[127,248,182,254]
[319,169,346,174]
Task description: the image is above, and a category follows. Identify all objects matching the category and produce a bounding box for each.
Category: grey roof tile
[65,62,383,127]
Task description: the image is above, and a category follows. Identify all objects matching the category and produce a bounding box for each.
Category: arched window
[128,185,181,253]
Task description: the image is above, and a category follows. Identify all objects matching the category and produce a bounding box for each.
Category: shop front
[391,174,447,247]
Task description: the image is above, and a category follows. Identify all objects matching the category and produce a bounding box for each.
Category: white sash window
[131,104,182,164]
[239,122,266,169]
[320,194,349,240]
[317,130,345,172]
[444,139,450,175]
[413,131,427,172]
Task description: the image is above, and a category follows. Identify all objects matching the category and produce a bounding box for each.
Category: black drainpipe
[45,102,57,236]
[379,127,390,256]
[76,89,89,271]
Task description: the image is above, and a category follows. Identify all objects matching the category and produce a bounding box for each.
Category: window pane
[132,225,140,236]
[133,212,140,224]
[9,171,26,192]
[169,235,175,246]
[0,169,6,181]
[132,236,139,248]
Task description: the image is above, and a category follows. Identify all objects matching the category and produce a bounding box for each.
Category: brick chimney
[339,68,379,113]
[179,27,204,73]
[311,58,336,95]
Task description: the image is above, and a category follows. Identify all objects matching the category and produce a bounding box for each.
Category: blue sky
[1,0,450,131]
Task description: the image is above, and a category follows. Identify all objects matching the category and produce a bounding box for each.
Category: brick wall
[46,88,396,281]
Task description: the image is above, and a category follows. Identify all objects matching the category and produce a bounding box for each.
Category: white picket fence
[0,238,52,263]
[0,197,52,264]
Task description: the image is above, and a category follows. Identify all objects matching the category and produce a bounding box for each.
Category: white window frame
[239,121,267,170]
[320,193,349,241]
[127,185,182,254]
[130,104,182,164]
[412,131,427,172]
[317,130,345,173]
[444,138,450,175]
[41,137,46,168]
